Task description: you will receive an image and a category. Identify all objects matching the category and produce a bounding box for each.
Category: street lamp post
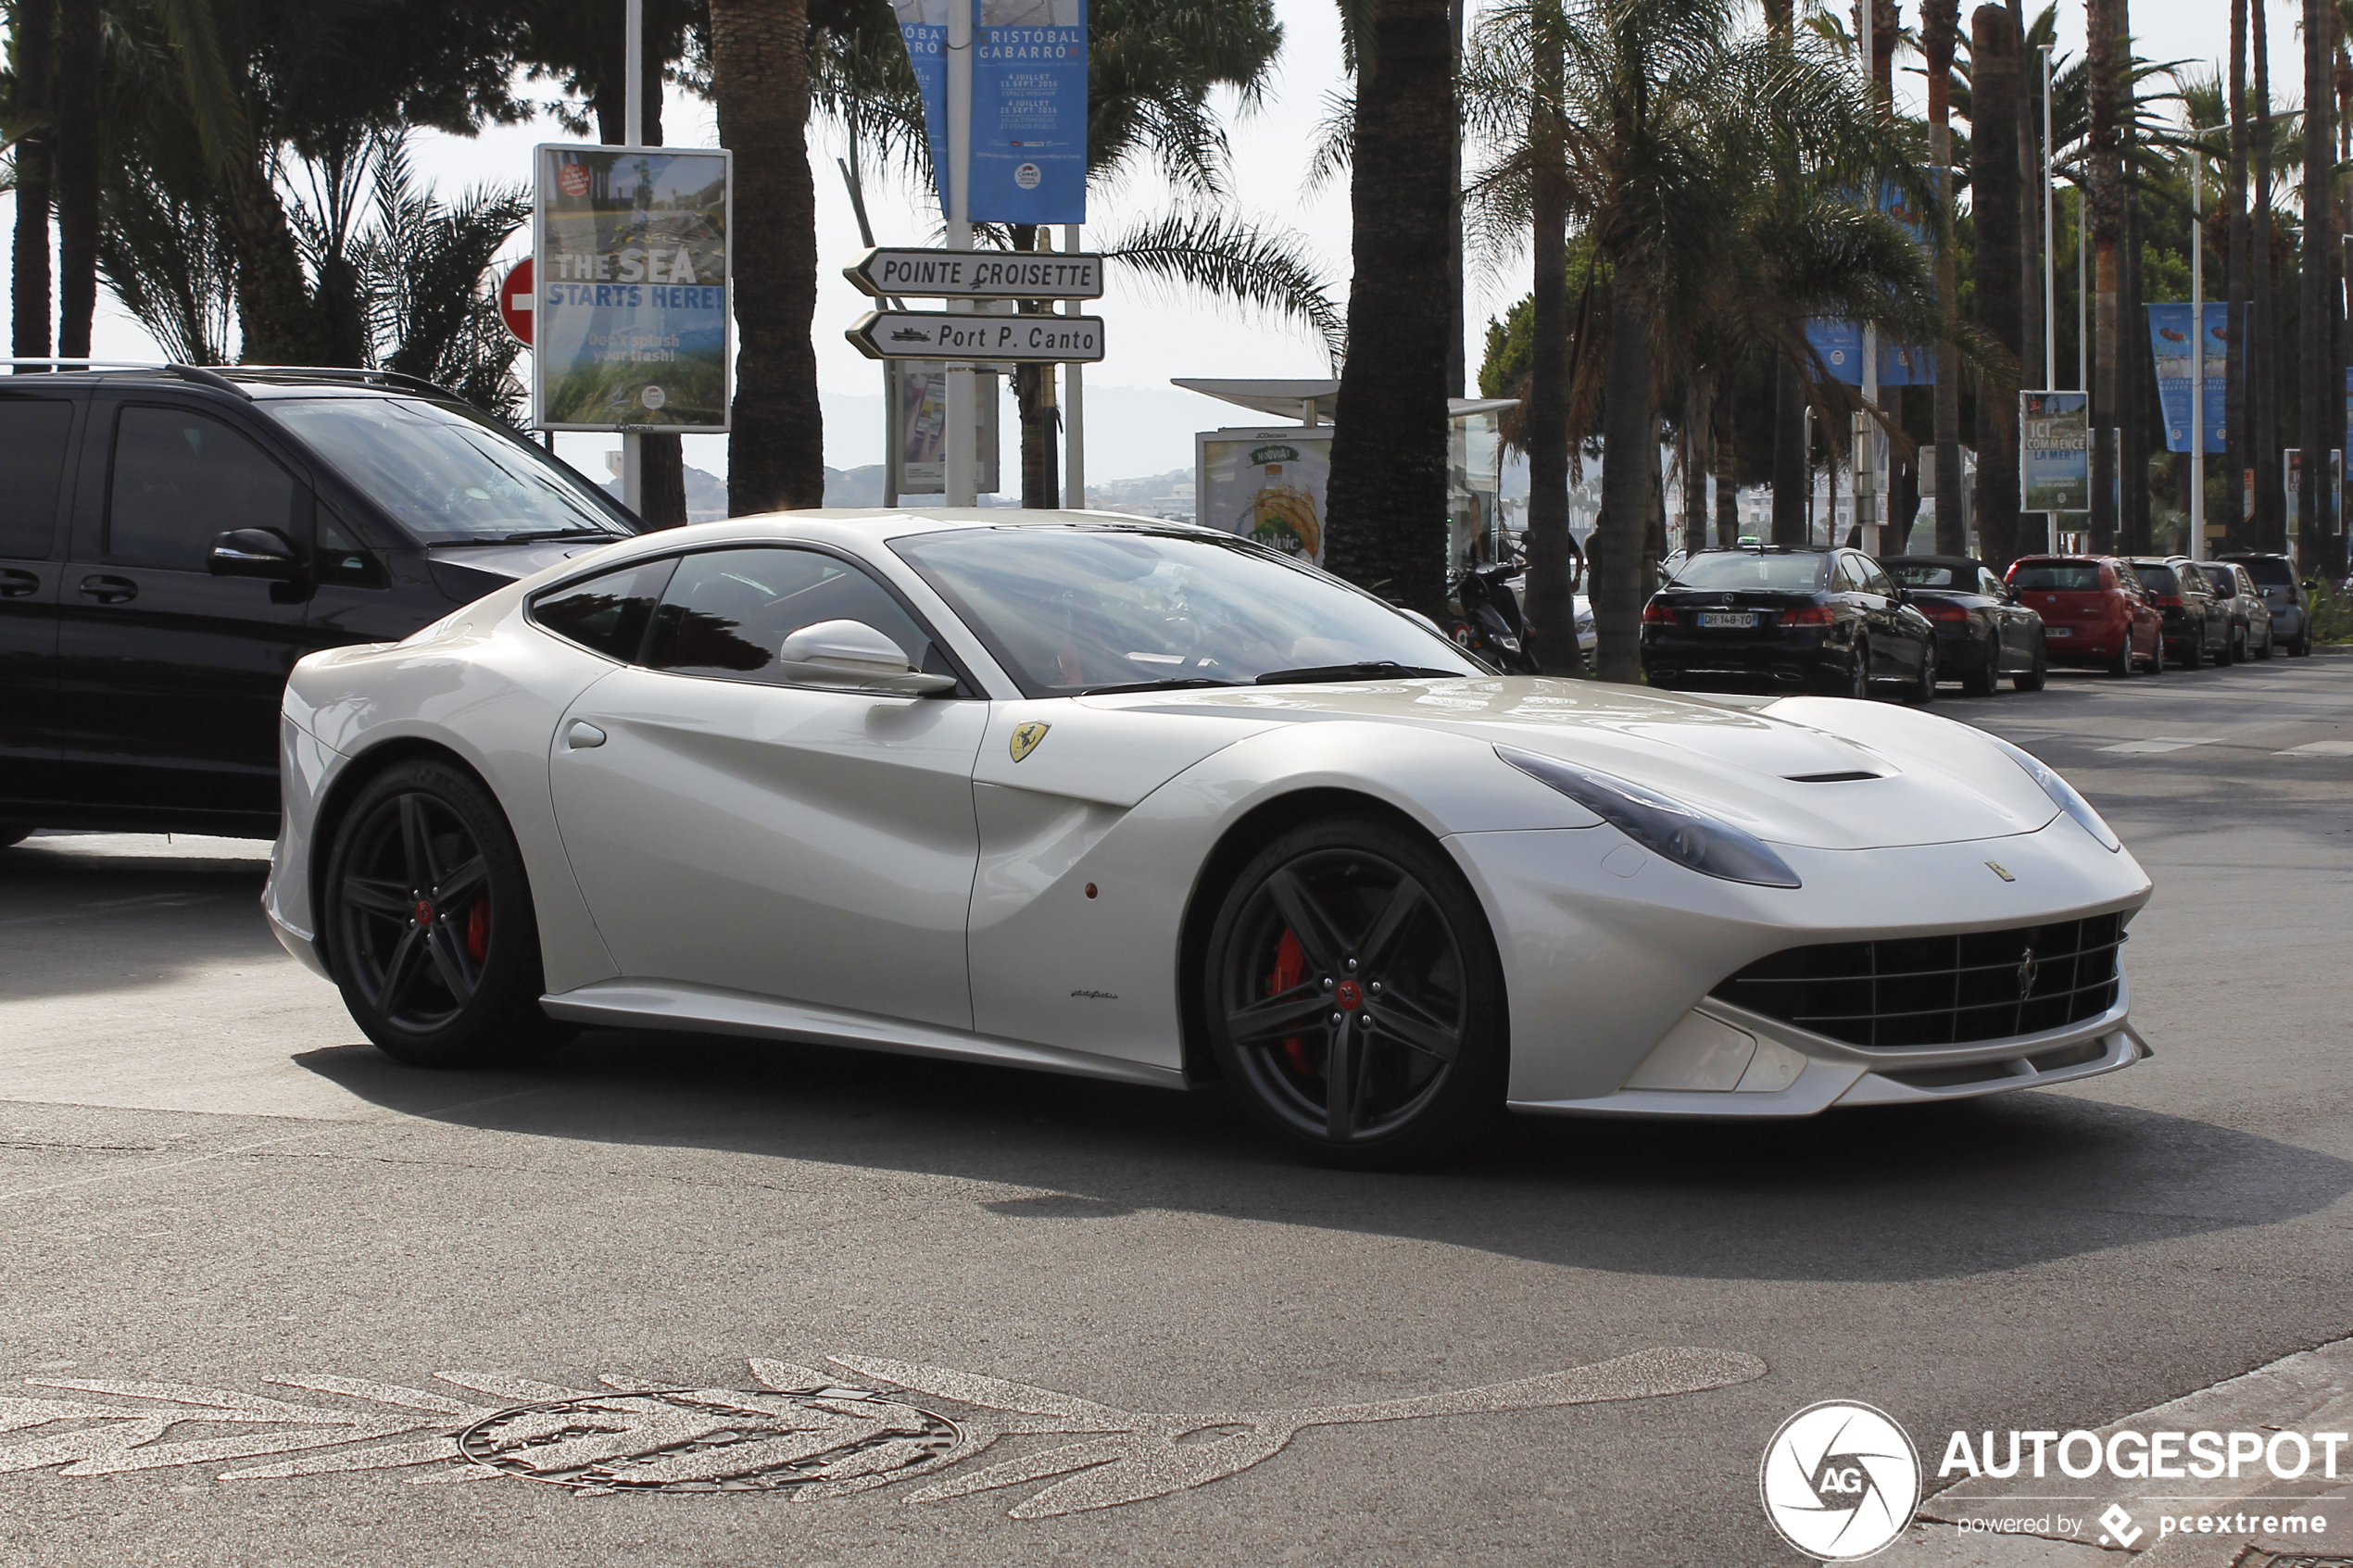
[2191,154,2206,561]
[621,0,646,517]
[943,0,976,508]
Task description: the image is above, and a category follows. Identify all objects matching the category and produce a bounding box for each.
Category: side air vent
[1783,771,1885,783]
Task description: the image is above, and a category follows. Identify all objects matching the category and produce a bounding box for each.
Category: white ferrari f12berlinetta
[266,511,2152,1166]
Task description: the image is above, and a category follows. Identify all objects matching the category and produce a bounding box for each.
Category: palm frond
[1099,208,1345,366]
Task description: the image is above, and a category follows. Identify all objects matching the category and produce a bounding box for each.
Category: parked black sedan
[1882,554,2049,694]
[1641,545,1937,701]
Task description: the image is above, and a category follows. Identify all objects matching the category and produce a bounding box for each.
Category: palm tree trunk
[11,0,54,365]
[712,0,826,514]
[1012,225,1062,508]
[2251,0,2279,550]
[2086,0,2124,554]
[2306,0,2344,571]
[53,0,96,360]
[1326,0,1455,619]
[1712,392,1738,546]
[1522,22,1577,673]
[2011,0,2042,405]
[2121,139,2149,553]
[226,172,331,365]
[1766,0,1807,546]
[2226,0,2249,547]
[1592,281,1654,684]
[1969,3,2024,571]
[1925,0,1963,554]
[1680,391,1708,556]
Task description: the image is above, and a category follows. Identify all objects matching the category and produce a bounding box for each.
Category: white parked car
[265,510,2152,1167]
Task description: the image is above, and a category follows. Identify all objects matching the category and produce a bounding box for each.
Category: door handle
[0,568,35,598]
[564,721,608,750]
[77,574,137,605]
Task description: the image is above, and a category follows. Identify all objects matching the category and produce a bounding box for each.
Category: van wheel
[323,759,565,1068]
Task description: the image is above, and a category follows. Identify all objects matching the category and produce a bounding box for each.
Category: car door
[1978,568,2022,669]
[0,391,82,812]
[548,544,989,1030]
[52,395,316,822]
[1853,553,1920,678]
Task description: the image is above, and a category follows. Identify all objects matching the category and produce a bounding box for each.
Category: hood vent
[1783,770,1886,784]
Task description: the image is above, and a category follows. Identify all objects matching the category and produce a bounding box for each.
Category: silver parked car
[2215,552,2313,657]
[2196,560,2274,662]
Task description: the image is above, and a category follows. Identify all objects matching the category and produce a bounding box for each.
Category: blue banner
[891,0,1088,227]
[1806,182,1933,386]
[2145,303,2224,454]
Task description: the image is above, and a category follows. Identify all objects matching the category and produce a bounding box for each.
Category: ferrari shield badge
[1009,721,1051,762]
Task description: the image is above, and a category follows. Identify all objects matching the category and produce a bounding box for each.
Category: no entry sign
[497,257,535,347]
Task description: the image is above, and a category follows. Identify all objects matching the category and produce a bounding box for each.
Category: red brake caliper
[1266,929,1311,1075]
[465,897,492,962]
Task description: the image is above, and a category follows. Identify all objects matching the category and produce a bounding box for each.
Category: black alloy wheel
[324,759,563,1068]
[2013,646,2047,692]
[1203,819,1506,1169]
[1910,644,1937,704]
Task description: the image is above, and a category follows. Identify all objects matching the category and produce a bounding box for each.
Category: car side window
[1980,569,2006,597]
[531,557,679,661]
[644,546,946,688]
[1863,559,1899,597]
[0,396,75,560]
[106,404,301,570]
[1830,555,1859,592]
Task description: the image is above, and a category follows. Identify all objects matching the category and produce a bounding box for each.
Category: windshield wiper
[1078,676,1243,696]
[1252,661,1464,685]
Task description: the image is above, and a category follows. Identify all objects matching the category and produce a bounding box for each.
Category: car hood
[425,539,625,603]
[1091,677,2060,850]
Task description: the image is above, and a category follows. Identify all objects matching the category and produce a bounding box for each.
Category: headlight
[1986,735,2120,851]
[1496,746,1803,888]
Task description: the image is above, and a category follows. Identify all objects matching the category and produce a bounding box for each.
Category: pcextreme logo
[1760,1401,1923,1562]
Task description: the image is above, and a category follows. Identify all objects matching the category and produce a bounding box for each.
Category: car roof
[1686,544,1831,555]
[1883,554,1985,571]
[0,364,459,403]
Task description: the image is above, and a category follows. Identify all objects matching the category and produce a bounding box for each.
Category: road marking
[2097,737,2218,754]
[2274,739,2353,756]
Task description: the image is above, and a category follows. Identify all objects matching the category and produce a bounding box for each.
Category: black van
[0,366,638,843]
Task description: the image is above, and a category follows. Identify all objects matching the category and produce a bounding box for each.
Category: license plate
[1697,611,1756,628]
[2046,627,2072,637]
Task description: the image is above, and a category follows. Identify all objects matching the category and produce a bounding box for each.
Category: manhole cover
[457,1386,963,1493]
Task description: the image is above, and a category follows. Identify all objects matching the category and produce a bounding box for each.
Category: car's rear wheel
[2216,627,2238,665]
[2255,625,2274,659]
[1963,636,1999,696]
[1846,640,1871,699]
[1203,819,1507,1170]
[1909,645,1937,704]
[2177,633,2203,671]
[2012,646,2047,692]
[2107,637,2133,677]
[323,759,563,1069]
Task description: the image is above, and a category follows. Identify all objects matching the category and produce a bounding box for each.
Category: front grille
[1710,915,2125,1048]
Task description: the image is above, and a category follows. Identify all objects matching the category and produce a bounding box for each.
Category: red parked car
[2004,556,2164,677]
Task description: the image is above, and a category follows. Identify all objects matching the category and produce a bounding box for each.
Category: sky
[2,0,2274,490]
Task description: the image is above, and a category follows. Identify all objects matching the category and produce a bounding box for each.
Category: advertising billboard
[1197,429,1332,564]
[2145,303,2226,454]
[534,144,731,432]
[2020,391,2090,513]
[889,361,1001,495]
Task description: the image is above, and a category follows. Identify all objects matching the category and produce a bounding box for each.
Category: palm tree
[12,0,55,365]
[2227,0,2249,544]
[1322,0,1457,618]
[52,0,96,359]
[711,0,826,513]
[2252,0,2279,548]
[1923,0,1961,553]
[1969,0,2024,570]
[2306,0,2343,566]
[2085,0,2124,553]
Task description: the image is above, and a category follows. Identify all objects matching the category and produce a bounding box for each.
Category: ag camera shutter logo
[1760,1400,1922,1562]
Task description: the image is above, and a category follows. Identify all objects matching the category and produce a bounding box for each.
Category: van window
[107,405,301,570]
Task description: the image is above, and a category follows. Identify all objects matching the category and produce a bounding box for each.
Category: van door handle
[77,574,137,605]
[0,568,35,597]
[564,721,608,750]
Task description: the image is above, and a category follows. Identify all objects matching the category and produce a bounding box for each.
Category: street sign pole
[2190,155,2206,560]
[1064,221,1086,508]
[621,0,645,518]
[1857,0,1878,553]
[945,0,976,508]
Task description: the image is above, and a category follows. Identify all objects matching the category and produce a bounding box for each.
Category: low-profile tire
[1909,646,1937,704]
[322,759,564,1069]
[2012,646,2047,692]
[1963,636,1999,696]
[1202,817,1508,1170]
[2293,631,2311,657]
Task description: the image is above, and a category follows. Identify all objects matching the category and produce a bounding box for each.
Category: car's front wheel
[1203,818,1507,1169]
[323,759,563,1068]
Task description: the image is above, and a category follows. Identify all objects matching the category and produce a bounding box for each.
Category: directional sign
[497,257,534,347]
[848,310,1106,364]
[845,246,1104,301]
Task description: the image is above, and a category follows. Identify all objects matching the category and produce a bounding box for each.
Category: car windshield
[2010,561,2103,591]
[271,396,635,544]
[1889,561,1963,587]
[2130,565,2179,594]
[888,526,1485,697]
[1668,552,1828,591]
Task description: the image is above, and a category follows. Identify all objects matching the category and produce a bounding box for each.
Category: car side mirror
[208,528,300,582]
[776,619,956,696]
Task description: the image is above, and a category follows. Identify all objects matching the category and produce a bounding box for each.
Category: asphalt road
[3,653,2349,1568]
